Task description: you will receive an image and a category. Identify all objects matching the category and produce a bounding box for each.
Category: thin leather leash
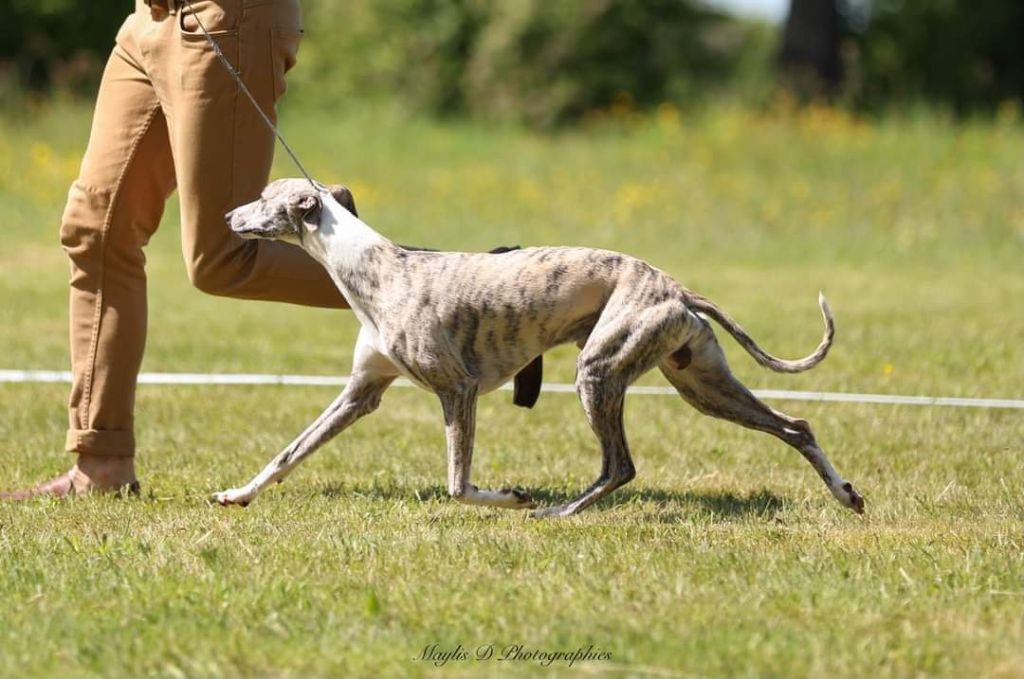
[180,0,323,193]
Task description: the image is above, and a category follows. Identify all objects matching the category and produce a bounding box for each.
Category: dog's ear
[328,184,358,217]
[292,193,323,232]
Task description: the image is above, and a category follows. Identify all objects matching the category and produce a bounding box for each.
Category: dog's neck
[305,194,403,331]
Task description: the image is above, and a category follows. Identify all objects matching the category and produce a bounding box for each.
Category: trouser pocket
[178,0,241,36]
[271,26,303,100]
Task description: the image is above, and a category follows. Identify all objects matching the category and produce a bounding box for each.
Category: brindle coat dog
[213,179,865,517]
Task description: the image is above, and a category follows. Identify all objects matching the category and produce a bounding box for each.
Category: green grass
[1,100,1022,678]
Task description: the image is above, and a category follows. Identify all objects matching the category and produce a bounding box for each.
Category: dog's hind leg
[533,302,685,518]
[531,373,634,518]
[213,338,397,507]
[659,326,864,514]
[439,385,537,510]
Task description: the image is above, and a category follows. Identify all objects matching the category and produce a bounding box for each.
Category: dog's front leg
[439,386,536,510]
[213,372,394,507]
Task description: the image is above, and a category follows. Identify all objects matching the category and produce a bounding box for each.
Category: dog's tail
[687,291,835,374]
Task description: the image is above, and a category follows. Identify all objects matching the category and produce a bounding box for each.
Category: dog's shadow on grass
[319,482,786,522]
[617,487,785,521]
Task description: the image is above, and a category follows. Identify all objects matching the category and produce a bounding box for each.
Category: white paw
[499,488,538,510]
[212,488,254,507]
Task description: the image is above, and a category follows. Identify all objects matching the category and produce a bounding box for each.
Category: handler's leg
[1,1,340,500]
[0,15,182,499]
[163,0,346,307]
[3,13,177,497]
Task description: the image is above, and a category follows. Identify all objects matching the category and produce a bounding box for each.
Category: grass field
[1,100,1022,678]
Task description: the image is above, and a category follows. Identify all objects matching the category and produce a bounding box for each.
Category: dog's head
[226,178,357,243]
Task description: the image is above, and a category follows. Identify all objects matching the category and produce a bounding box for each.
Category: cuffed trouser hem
[65,429,135,457]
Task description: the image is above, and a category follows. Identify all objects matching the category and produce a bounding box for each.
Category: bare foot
[0,455,139,500]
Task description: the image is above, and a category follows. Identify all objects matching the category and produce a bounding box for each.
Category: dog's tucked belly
[377,298,604,395]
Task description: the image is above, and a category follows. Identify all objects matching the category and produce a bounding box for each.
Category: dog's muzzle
[225,210,257,238]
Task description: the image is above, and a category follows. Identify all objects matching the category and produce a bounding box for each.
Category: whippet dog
[213,179,865,517]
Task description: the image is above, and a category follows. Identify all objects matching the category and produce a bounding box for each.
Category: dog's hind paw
[834,481,865,515]
[212,488,252,508]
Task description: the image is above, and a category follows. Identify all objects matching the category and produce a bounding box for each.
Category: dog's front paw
[499,487,538,509]
[212,488,253,508]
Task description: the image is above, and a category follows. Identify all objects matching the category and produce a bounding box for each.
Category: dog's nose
[224,209,235,225]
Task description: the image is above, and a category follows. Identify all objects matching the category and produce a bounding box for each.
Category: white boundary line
[1,369,1022,409]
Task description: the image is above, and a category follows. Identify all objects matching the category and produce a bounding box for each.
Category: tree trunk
[779,0,843,98]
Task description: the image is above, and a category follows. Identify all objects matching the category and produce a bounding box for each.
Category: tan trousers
[60,0,346,458]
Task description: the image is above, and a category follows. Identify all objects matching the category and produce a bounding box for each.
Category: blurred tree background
[0,0,121,96]
[1,0,1022,125]
[844,0,1024,114]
